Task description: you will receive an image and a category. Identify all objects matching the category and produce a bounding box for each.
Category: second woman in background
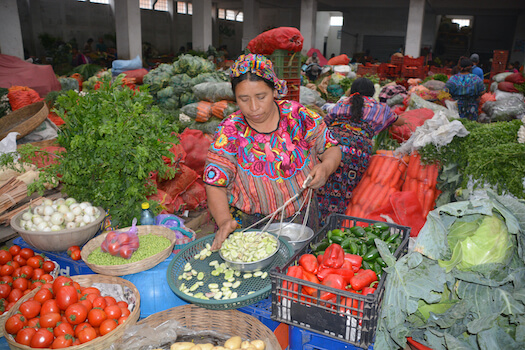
[317,77,405,222]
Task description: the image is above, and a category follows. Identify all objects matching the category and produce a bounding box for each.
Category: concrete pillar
[405,0,425,57]
[242,0,259,51]
[192,0,212,52]
[113,0,142,60]
[0,0,24,59]
[300,0,317,55]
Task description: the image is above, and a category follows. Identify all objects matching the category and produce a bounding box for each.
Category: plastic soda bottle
[140,202,155,225]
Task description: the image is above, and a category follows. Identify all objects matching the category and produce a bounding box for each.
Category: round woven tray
[3,274,140,350]
[167,233,293,310]
[136,304,281,350]
[81,225,177,276]
[0,101,48,140]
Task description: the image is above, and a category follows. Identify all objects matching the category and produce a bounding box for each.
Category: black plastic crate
[270,214,410,349]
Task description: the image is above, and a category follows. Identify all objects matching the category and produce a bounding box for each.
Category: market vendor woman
[204,53,341,250]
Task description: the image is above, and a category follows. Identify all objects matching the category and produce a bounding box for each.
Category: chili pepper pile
[310,222,402,279]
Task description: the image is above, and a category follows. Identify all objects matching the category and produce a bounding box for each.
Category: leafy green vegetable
[11,74,180,228]
[376,194,525,350]
[419,119,525,199]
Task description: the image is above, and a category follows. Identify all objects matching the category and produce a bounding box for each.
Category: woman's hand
[308,146,342,189]
[211,218,238,251]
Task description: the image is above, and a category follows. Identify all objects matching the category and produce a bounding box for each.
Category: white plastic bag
[0,132,19,156]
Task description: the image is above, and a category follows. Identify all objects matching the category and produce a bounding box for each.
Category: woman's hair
[459,57,473,73]
[349,78,375,122]
[231,72,274,95]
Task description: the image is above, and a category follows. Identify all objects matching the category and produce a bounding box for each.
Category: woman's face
[235,79,278,128]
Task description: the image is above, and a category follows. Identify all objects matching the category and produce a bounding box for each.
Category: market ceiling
[217,0,525,15]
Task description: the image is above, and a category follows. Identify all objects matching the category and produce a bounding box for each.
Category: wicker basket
[135,304,281,350]
[0,101,48,140]
[81,225,177,276]
[3,274,140,350]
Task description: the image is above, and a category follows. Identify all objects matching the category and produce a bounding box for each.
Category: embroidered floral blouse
[204,100,338,217]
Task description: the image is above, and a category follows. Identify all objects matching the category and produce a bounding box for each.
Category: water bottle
[140,202,155,225]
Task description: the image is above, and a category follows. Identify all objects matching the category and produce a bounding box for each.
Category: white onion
[34,205,45,216]
[22,211,32,221]
[51,212,64,225]
[43,205,55,216]
[64,198,77,206]
[54,198,65,205]
[51,224,62,231]
[42,226,52,232]
[74,215,84,224]
[37,222,49,231]
[84,206,95,216]
[57,204,70,214]
[32,216,43,225]
[43,215,51,222]
[66,222,77,229]
[92,208,100,217]
[79,222,86,227]
[79,202,90,210]
[52,204,58,210]
[72,206,82,216]
[20,220,26,227]
[69,203,79,210]
[83,214,91,224]
[25,222,34,231]
[64,212,75,222]
[43,198,53,206]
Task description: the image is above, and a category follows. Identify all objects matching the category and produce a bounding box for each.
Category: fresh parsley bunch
[27,75,180,227]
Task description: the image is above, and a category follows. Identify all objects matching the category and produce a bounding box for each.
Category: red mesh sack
[366,191,426,237]
[504,73,525,84]
[163,142,187,165]
[247,27,304,55]
[147,188,175,213]
[327,54,350,66]
[179,129,213,176]
[122,68,149,84]
[179,180,207,211]
[48,111,65,127]
[390,108,434,143]
[7,87,42,110]
[157,164,199,198]
[498,81,519,93]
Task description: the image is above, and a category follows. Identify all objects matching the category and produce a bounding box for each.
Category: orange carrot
[407,152,420,179]
[211,100,229,119]
[427,164,439,189]
[350,176,371,205]
[366,155,380,177]
[371,156,387,183]
[380,157,400,187]
[423,188,436,214]
[357,179,377,207]
[417,181,427,207]
[195,101,213,122]
[388,163,405,188]
[369,184,391,212]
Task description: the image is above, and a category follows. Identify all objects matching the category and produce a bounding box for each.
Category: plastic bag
[423,80,446,91]
[300,86,326,107]
[367,191,426,237]
[408,93,458,119]
[494,89,524,101]
[192,82,234,102]
[492,72,513,83]
[112,55,142,76]
[482,96,525,121]
[247,27,303,54]
[101,218,140,259]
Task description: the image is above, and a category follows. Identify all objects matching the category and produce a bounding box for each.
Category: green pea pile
[87,234,171,265]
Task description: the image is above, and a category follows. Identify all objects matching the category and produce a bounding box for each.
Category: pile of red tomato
[0,245,56,315]
[5,274,131,348]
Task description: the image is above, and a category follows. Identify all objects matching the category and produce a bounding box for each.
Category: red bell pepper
[321,243,344,269]
[301,270,320,296]
[298,254,319,274]
[284,265,304,299]
[339,290,361,317]
[362,281,378,295]
[344,254,363,272]
[349,269,377,291]
[317,254,324,265]
[320,274,346,301]
[316,267,354,284]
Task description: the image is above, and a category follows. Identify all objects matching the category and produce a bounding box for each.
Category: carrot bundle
[346,152,408,219]
[401,152,440,217]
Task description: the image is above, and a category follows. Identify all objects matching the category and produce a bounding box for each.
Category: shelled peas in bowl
[219,231,279,272]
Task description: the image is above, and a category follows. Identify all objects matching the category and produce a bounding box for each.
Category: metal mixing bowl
[219,231,280,272]
[266,223,314,251]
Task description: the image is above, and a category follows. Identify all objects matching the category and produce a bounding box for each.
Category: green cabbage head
[439,215,514,272]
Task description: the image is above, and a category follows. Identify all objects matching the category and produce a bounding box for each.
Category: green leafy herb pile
[15,75,180,227]
[376,193,525,349]
[419,119,525,200]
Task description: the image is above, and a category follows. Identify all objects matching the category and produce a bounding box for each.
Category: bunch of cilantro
[19,75,180,228]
